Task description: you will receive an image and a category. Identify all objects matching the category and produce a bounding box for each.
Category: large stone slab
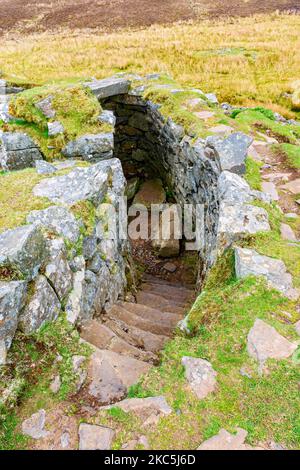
[27,206,82,243]
[86,77,130,100]
[247,319,297,366]
[181,356,217,400]
[22,409,49,440]
[198,428,264,450]
[218,204,270,251]
[62,133,113,162]
[133,179,166,209]
[0,131,43,171]
[18,275,61,333]
[0,225,47,280]
[33,161,112,206]
[102,396,172,417]
[280,178,300,195]
[235,247,299,300]
[206,132,253,175]
[78,423,115,450]
[0,280,27,364]
[87,349,150,405]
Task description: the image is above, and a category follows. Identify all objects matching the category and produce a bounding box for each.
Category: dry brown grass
[0,14,300,110]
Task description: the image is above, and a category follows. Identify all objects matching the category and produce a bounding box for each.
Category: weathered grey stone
[166,119,184,140]
[206,132,253,175]
[98,110,116,126]
[205,92,219,104]
[82,236,97,261]
[44,243,73,301]
[133,179,166,209]
[80,269,98,322]
[0,225,47,280]
[35,95,55,119]
[280,178,300,195]
[22,409,49,439]
[72,355,87,392]
[62,133,114,162]
[35,160,57,175]
[19,275,61,333]
[50,375,61,394]
[27,206,82,243]
[78,423,115,450]
[125,177,140,200]
[235,247,299,299]
[218,171,252,204]
[218,204,270,251]
[65,268,85,324]
[33,161,112,206]
[48,121,64,136]
[128,112,149,131]
[102,396,172,419]
[181,356,217,400]
[261,181,279,201]
[209,124,234,136]
[194,110,215,120]
[0,132,43,171]
[87,349,150,404]
[247,319,297,367]
[280,223,297,241]
[198,428,264,450]
[86,77,130,99]
[0,281,27,364]
[94,262,111,312]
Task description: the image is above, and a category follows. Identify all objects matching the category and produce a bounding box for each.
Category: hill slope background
[0,0,299,35]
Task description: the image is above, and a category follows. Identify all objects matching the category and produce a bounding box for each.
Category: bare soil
[0,0,299,36]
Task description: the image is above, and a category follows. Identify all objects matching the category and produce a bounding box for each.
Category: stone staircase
[80,274,194,405]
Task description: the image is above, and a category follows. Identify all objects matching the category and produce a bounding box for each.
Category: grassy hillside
[0,14,300,116]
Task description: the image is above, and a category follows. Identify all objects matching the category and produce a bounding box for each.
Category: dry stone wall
[0,75,273,363]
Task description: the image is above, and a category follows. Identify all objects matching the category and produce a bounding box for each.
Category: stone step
[141,282,194,303]
[80,320,157,363]
[119,301,182,325]
[87,348,150,405]
[103,316,168,353]
[136,291,187,313]
[107,304,174,337]
[142,274,194,291]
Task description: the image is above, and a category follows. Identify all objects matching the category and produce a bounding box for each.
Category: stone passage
[80,273,194,404]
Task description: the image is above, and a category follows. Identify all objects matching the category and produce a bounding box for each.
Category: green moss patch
[245,157,262,190]
[272,143,300,170]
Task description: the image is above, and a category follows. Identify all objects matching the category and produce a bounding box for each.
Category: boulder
[198,428,264,450]
[0,225,47,280]
[86,77,130,99]
[280,178,300,195]
[27,206,82,243]
[35,95,55,119]
[44,243,73,301]
[206,132,253,175]
[78,423,115,450]
[280,223,297,241]
[261,181,279,201]
[0,281,27,364]
[98,110,116,126]
[101,396,172,421]
[235,247,299,300]
[35,160,57,175]
[0,132,43,171]
[18,275,61,333]
[48,121,64,137]
[62,133,113,162]
[87,349,150,405]
[218,204,270,251]
[181,356,217,400]
[247,319,297,367]
[33,161,113,206]
[133,179,166,209]
[22,409,49,440]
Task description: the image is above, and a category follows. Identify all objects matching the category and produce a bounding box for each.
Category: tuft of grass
[4,83,112,161]
[245,157,262,190]
[273,143,300,169]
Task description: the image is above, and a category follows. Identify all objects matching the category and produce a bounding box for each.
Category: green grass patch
[273,143,300,169]
[245,157,262,190]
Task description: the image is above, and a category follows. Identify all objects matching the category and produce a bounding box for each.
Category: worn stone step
[80,320,157,363]
[107,304,174,337]
[104,316,168,353]
[87,348,150,405]
[119,302,181,325]
[136,291,187,314]
[141,282,194,302]
[142,274,194,290]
